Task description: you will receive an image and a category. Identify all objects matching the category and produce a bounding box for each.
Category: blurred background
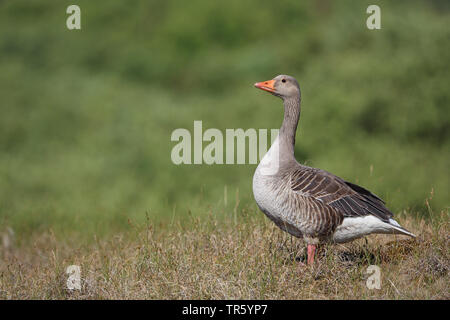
[0,0,448,238]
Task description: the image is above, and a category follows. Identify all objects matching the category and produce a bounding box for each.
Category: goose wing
[290,167,393,223]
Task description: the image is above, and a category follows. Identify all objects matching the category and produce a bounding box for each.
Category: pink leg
[307,244,316,265]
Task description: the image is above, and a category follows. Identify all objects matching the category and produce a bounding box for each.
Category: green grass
[0,0,448,240]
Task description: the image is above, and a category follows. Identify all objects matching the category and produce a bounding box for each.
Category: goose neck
[279,96,300,158]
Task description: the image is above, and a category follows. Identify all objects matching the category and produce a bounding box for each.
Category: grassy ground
[1,210,448,299]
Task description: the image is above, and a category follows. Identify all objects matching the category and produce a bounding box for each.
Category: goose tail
[388,218,416,238]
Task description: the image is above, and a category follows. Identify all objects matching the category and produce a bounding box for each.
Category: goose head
[254,75,300,100]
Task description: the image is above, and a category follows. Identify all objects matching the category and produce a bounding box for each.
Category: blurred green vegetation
[0,0,448,237]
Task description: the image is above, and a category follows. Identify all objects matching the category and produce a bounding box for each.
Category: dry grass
[0,212,448,299]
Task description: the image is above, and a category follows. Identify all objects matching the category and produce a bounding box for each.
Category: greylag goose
[253,75,415,265]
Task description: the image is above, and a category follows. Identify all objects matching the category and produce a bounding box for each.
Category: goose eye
[282,79,286,83]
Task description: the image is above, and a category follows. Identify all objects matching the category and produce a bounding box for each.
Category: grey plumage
[253,75,415,250]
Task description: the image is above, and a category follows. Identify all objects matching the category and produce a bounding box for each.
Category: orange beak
[254,79,275,93]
